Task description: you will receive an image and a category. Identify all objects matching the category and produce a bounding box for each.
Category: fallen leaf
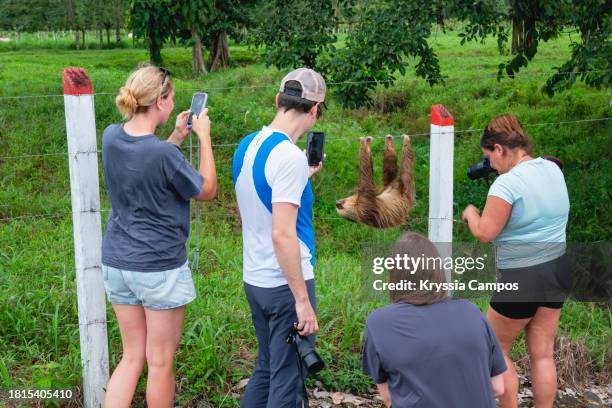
[235,378,250,390]
[331,392,344,405]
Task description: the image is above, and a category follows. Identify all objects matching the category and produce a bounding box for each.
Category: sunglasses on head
[316,101,327,119]
[159,67,171,88]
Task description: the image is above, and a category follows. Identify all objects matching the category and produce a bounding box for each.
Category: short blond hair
[115,66,173,120]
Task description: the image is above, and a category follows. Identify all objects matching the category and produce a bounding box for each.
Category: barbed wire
[0,206,465,225]
[0,92,114,100]
[0,69,610,100]
[0,149,101,160]
[0,116,609,161]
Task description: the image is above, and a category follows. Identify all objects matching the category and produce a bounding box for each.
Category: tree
[58,0,89,49]
[258,0,609,107]
[130,0,182,64]
[452,0,611,95]
[0,0,64,34]
[255,0,444,108]
[176,0,212,74]
[207,0,256,71]
[253,0,345,69]
[177,0,255,73]
[100,0,128,47]
[542,0,611,95]
[325,0,445,108]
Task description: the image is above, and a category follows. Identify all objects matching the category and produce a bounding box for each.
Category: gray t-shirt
[362,298,506,408]
[101,123,204,272]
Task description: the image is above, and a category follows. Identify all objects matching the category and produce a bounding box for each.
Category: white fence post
[62,68,109,407]
[428,104,455,283]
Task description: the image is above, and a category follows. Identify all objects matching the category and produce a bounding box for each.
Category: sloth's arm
[399,134,415,205]
[382,135,398,188]
[358,136,377,196]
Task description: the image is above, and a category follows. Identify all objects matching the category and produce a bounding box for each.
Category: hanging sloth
[336,135,416,228]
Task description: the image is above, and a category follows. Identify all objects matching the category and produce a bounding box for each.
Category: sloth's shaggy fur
[336,135,416,228]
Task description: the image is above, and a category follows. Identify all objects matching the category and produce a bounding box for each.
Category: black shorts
[490,253,572,320]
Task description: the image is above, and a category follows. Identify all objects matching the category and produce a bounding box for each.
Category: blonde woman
[101,66,217,407]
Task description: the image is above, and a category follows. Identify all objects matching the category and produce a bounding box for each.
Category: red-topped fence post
[428,104,454,282]
[63,67,109,407]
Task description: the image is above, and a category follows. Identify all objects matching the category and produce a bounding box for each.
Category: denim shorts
[102,261,196,310]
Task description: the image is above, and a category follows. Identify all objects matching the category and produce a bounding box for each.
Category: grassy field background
[0,28,610,406]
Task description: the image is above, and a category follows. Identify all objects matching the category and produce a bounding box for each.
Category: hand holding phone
[187,92,208,130]
[191,108,211,142]
[306,131,325,167]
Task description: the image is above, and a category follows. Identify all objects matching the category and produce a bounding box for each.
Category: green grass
[0,28,610,406]
[0,30,137,51]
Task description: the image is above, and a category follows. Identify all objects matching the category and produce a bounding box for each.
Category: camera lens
[302,349,325,374]
[294,332,325,374]
[467,157,497,180]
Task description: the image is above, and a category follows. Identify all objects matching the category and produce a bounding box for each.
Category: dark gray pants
[241,279,316,408]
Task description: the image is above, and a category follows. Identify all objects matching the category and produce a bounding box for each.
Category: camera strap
[294,343,309,408]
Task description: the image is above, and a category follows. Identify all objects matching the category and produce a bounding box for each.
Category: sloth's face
[335,194,361,222]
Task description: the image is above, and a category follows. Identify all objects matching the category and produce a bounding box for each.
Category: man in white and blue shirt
[233,68,326,407]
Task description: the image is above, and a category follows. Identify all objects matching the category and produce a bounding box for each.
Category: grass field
[0,28,610,406]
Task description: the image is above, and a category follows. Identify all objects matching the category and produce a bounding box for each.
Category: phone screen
[187,92,208,129]
[307,132,325,166]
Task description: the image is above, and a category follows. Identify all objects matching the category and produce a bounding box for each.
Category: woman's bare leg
[104,304,147,408]
[486,307,531,408]
[144,306,186,408]
[525,307,561,408]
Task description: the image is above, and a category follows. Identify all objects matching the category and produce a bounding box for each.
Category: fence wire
[0,117,609,161]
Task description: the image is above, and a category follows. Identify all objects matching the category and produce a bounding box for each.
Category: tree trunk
[581,25,590,46]
[106,27,110,47]
[75,30,80,50]
[115,27,121,44]
[511,15,524,55]
[149,37,162,64]
[82,29,86,49]
[192,30,207,74]
[208,30,231,72]
[99,29,104,48]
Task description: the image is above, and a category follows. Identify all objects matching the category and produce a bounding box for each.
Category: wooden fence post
[62,67,109,407]
[428,104,455,282]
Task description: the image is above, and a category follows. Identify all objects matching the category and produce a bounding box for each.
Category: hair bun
[115,86,139,120]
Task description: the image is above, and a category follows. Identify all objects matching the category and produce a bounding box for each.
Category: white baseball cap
[279,68,327,103]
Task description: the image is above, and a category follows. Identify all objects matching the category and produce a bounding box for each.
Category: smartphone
[187,92,208,129]
[306,131,325,166]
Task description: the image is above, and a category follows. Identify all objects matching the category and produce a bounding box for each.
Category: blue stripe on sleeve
[252,132,290,212]
[232,131,259,185]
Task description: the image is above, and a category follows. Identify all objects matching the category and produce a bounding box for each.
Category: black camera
[467,157,498,180]
[468,155,564,180]
[286,325,325,375]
